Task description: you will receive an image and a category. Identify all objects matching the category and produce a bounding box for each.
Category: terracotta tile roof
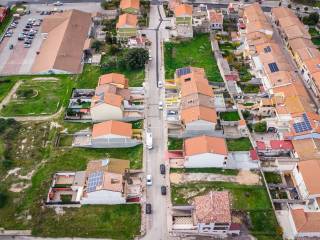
[32,10,91,73]
[296,47,320,62]
[269,140,293,150]
[298,160,320,195]
[92,120,132,138]
[116,13,138,28]
[243,3,268,23]
[181,79,213,97]
[292,138,320,160]
[283,24,311,40]
[98,73,129,88]
[304,56,320,74]
[278,16,301,29]
[288,38,314,52]
[181,106,217,124]
[180,93,214,110]
[291,208,320,233]
[193,191,231,224]
[102,172,123,192]
[208,10,223,24]
[120,0,140,11]
[271,7,296,20]
[104,93,123,107]
[184,135,228,156]
[174,4,192,17]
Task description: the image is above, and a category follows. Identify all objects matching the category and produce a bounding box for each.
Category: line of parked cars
[145,164,167,215]
[4,20,19,38]
[18,18,42,48]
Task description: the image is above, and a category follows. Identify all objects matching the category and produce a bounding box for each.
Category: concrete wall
[292,165,309,200]
[185,153,226,168]
[91,104,123,122]
[81,190,126,204]
[185,120,216,131]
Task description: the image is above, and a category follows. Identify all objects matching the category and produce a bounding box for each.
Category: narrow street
[142,2,168,239]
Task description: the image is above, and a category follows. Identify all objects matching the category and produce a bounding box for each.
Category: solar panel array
[176,67,191,77]
[87,171,103,192]
[293,113,312,133]
[268,62,279,73]
[264,46,271,53]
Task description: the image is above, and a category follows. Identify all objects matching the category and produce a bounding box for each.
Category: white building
[183,135,228,168]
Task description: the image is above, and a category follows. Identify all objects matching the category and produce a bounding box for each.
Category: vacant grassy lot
[170,168,239,175]
[32,205,141,239]
[220,111,240,121]
[264,172,282,184]
[240,84,260,94]
[1,76,73,116]
[171,181,281,239]
[75,64,101,89]
[0,78,17,102]
[164,34,222,82]
[167,138,183,150]
[227,138,252,151]
[0,121,142,238]
[101,55,145,87]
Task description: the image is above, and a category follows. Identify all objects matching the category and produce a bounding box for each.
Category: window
[264,46,271,53]
[268,62,279,73]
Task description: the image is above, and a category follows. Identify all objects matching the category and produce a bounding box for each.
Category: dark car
[161,186,166,195]
[160,164,165,175]
[146,203,152,214]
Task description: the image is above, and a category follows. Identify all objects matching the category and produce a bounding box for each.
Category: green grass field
[0,78,17,102]
[1,76,73,116]
[167,138,183,150]
[227,138,253,151]
[171,181,281,238]
[164,34,223,82]
[0,121,142,238]
[220,111,240,121]
[32,205,141,239]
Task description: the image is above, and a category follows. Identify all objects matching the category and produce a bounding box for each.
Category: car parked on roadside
[161,186,166,195]
[146,174,152,186]
[160,164,165,174]
[24,43,31,48]
[146,203,152,214]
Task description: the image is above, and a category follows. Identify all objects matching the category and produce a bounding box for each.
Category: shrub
[61,194,72,203]
[253,121,267,133]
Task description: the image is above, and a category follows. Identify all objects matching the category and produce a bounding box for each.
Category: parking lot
[0,11,44,75]
[0,2,104,76]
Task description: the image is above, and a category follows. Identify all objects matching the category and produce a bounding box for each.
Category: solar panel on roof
[264,46,271,53]
[176,67,191,77]
[268,62,279,73]
[293,114,312,133]
[87,171,103,192]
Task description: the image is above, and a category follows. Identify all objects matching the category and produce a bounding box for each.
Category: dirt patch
[32,77,59,81]
[169,170,261,185]
[9,182,31,192]
[236,170,261,185]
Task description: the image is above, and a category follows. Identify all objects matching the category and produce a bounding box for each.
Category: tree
[304,6,309,11]
[91,40,103,52]
[296,7,300,11]
[303,12,319,25]
[0,191,7,208]
[123,48,149,70]
[253,121,267,133]
[288,4,292,8]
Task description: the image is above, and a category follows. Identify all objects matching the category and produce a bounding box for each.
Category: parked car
[146,203,152,214]
[24,43,31,48]
[160,164,165,174]
[158,101,163,110]
[18,34,25,40]
[158,81,163,88]
[161,186,167,195]
[53,1,63,6]
[146,175,152,186]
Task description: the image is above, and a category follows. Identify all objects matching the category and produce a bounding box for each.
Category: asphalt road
[142,3,169,240]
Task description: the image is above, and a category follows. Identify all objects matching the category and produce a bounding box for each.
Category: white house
[181,106,217,132]
[174,4,193,38]
[90,93,124,122]
[80,159,129,205]
[288,207,320,238]
[183,135,228,168]
[208,10,223,31]
[292,160,320,210]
